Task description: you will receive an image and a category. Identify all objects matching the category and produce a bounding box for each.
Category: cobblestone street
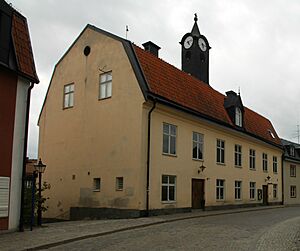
[48,207,300,251]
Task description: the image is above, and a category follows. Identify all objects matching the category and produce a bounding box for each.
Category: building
[281,139,300,205]
[38,16,283,220]
[0,0,39,230]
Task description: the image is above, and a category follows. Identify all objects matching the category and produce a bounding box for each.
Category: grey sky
[10,0,300,157]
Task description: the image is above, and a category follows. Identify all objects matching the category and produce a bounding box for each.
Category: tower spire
[191,13,200,37]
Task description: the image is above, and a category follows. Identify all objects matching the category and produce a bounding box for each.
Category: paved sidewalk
[0,205,284,251]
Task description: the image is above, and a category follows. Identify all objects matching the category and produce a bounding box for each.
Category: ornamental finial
[194,13,198,22]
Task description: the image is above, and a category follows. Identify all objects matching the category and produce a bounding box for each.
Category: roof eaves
[148,92,283,150]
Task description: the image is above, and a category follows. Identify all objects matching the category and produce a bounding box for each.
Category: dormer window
[290,146,295,157]
[235,107,242,127]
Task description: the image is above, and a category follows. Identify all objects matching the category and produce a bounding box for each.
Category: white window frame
[161,175,176,202]
[192,132,204,160]
[262,153,268,172]
[216,139,225,164]
[249,149,256,170]
[93,178,101,192]
[290,164,296,177]
[290,185,296,198]
[273,156,278,173]
[163,123,177,155]
[235,107,242,127]
[250,182,256,200]
[216,179,225,200]
[235,181,242,200]
[116,177,124,191]
[234,144,242,167]
[273,184,277,199]
[0,177,10,217]
[99,71,112,100]
[63,83,74,108]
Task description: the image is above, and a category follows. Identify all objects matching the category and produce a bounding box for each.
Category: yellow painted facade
[39,26,283,219]
[283,160,300,204]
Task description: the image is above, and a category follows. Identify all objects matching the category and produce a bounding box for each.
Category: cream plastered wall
[148,104,283,209]
[38,27,147,218]
[283,160,300,204]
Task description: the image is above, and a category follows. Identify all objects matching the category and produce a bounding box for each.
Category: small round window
[84,46,91,56]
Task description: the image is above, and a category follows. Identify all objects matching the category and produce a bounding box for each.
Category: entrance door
[192,179,205,209]
[262,185,268,205]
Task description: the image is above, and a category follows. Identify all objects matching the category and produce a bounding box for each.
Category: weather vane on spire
[194,13,198,22]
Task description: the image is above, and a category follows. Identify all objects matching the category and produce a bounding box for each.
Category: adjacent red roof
[11,12,39,83]
[133,45,281,146]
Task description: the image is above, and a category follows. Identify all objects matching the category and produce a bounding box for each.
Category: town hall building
[38,16,283,220]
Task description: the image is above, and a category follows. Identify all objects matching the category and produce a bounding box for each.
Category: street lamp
[34,158,46,226]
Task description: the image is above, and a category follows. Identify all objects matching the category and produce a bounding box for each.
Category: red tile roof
[11,12,39,83]
[133,45,281,147]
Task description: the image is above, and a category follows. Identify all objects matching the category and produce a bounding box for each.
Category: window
[235,107,242,127]
[290,186,296,198]
[234,144,242,167]
[216,139,225,164]
[63,83,74,108]
[93,178,101,191]
[99,71,112,99]
[249,149,256,170]
[216,179,225,200]
[161,175,176,202]
[235,181,242,200]
[290,165,296,177]
[273,184,277,199]
[192,132,204,160]
[116,177,123,191]
[273,156,278,173]
[250,182,256,200]
[163,123,176,155]
[0,177,10,217]
[290,147,295,157]
[262,153,268,172]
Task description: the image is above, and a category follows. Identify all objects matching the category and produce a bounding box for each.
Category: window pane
[107,82,112,97]
[162,175,168,184]
[69,84,74,92]
[198,145,203,159]
[100,74,107,83]
[163,124,169,134]
[163,134,169,153]
[64,85,69,93]
[169,176,175,184]
[107,72,112,81]
[193,132,197,141]
[170,125,176,136]
[193,143,197,158]
[169,186,175,200]
[100,84,106,99]
[170,136,176,154]
[217,149,220,162]
[69,93,74,106]
[162,186,168,201]
[221,150,225,163]
[64,94,69,107]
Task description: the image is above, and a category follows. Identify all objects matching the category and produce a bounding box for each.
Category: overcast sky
[10,0,300,158]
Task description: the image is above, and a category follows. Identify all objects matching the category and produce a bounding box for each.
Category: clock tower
[180,14,210,84]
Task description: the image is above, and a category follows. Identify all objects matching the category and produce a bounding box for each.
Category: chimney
[142,41,161,57]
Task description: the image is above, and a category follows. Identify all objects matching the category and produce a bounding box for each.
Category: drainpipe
[281,153,284,205]
[146,100,156,217]
[19,82,34,232]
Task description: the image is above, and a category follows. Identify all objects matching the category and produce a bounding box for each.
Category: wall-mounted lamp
[265,175,271,183]
[198,160,206,174]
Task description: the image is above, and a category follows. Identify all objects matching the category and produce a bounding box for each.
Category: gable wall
[38,28,146,218]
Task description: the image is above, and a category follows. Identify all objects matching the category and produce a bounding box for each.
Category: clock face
[184,36,193,49]
[198,38,207,51]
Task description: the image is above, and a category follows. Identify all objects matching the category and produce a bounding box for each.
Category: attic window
[235,107,242,127]
[268,130,275,139]
[290,146,295,157]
